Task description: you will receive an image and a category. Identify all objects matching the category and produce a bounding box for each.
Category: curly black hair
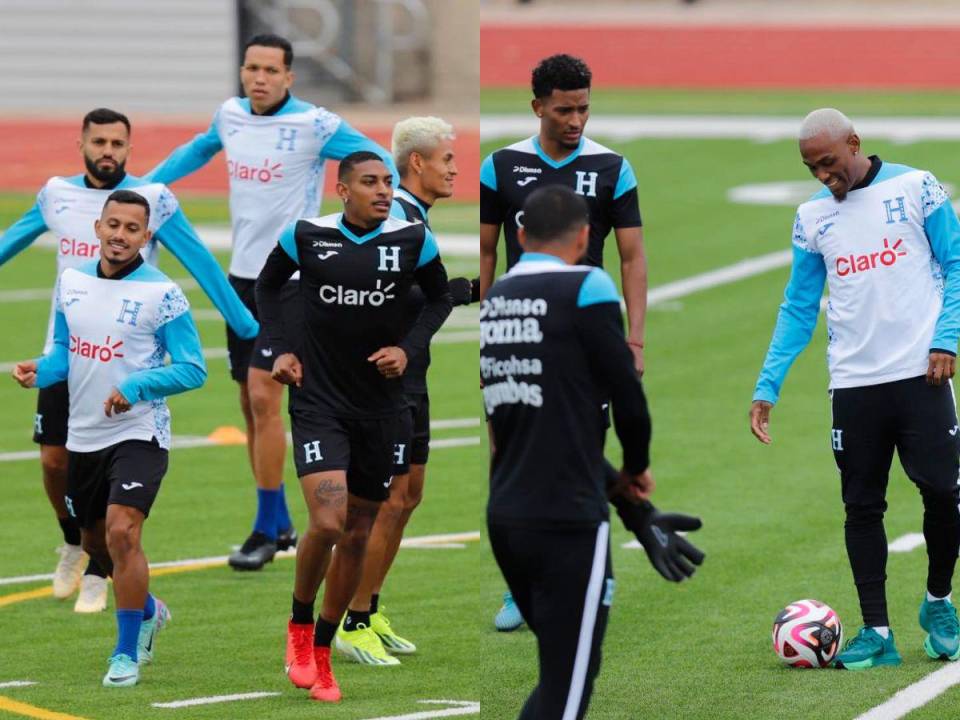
[531,54,592,98]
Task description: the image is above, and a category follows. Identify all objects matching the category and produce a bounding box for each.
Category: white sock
[927,591,952,603]
[871,626,890,639]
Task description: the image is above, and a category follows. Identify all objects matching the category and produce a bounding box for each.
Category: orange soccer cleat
[285,621,317,689]
[309,646,342,703]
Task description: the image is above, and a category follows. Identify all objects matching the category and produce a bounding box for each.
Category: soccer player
[12,190,207,687]
[337,116,476,661]
[147,34,399,571]
[480,53,647,630]
[483,185,653,719]
[256,151,452,701]
[751,108,960,669]
[0,108,258,612]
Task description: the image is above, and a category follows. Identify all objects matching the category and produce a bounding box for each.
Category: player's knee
[238,384,253,423]
[105,520,140,556]
[844,501,886,528]
[403,483,423,513]
[307,515,344,547]
[81,535,106,559]
[40,450,68,479]
[248,381,281,420]
[920,486,960,521]
[338,523,373,556]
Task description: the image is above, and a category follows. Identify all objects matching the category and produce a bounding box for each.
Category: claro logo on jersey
[836,238,906,277]
[70,335,124,362]
[60,237,99,257]
[228,158,284,183]
[319,279,396,306]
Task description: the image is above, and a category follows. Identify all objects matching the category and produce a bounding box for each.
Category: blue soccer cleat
[102,653,139,687]
[138,598,171,665]
[494,591,524,632]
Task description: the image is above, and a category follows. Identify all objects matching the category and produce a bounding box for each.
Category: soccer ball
[772,599,843,668]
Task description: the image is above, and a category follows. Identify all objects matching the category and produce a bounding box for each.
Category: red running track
[0,122,479,200]
[481,25,960,89]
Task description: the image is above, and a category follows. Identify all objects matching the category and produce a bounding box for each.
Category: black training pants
[489,521,613,720]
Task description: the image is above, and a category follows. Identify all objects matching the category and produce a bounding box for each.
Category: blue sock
[277,483,293,533]
[143,593,156,621]
[113,609,144,661]
[253,488,280,540]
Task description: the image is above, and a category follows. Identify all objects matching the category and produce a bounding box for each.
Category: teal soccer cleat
[835,626,902,670]
[137,598,171,665]
[102,653,139,687]
[920,596,960,660]
[494,591,525,632]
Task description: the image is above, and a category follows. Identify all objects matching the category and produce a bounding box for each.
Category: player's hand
[618,467,655,503]
[927,352,956,386]
[369,347,407,379]
[750,400,773,444]
[12,360,37,388]
[103,388,131,417]
[614,499,705,582]
[628,339,644,375]
[449,277,474,306]
[271,353,303,387]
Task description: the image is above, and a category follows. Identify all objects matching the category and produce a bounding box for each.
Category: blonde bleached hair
[392,116,456,177]
[799,108,855,142]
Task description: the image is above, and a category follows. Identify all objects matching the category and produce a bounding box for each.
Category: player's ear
[574,224,589,256]
[531,98,542,118]
[335,180,349,203]
[517,226,529,252]
[286,69,295,89]
[409,151,423,176]
[847,133,861,155]
[142,228,153,246]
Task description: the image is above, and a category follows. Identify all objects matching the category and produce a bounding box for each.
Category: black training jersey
[391,186,432,396]
[480,135,641,269]
[482,253,651,528]
[256,213,452,419]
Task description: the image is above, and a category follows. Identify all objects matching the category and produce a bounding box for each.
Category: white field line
[647,249,791,307]
[0,681,36,688]
[362,700,481,720]
[152,692,280,709]
[853,663,960,720]
[480,115,960,143]
[888,533,926,553]
[0,531,481,586]
[0,433,479,463]
[14,230,478,257]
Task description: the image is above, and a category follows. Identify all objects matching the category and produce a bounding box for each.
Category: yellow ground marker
[0,588,52,609]
[0,695,89,720]
[206,425,247,445]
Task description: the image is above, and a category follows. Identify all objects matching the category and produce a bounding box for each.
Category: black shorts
[488,520,613,720]
[33,380,69,446]
[290,410,401,502]
[831,376,960,509]
[226,274,302,383]
[66,438,168,529]
[394,393,430,474]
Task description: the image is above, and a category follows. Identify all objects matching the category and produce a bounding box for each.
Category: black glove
[449,276,477,306]
[603,461,705,582]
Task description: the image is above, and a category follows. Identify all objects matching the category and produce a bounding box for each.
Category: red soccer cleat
[285,621,317,689]
[309,646,342,703]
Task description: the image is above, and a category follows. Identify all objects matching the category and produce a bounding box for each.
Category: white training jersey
[36,260,205,453]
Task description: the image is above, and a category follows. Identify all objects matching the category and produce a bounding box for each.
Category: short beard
[84,156,126,185]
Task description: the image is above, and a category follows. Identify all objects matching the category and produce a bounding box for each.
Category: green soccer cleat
[371,608,417,655]
[137,598,171,665]
[920,596,960,660]
[102,653,139,688]
[335,622,401,666]
[835,626,902,670]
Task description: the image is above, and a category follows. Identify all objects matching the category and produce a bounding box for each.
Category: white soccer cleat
[52,544,87,599]
[73,574,108,613]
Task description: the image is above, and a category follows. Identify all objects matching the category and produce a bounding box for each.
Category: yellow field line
[0,695,89,720]
[0,588,53,609]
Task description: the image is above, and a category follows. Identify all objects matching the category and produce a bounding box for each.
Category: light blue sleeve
[278,222,299,264]
[117,302,206,404]
[577,268,621,307]
[926,201,960,352]
[480,154,497,191]
[389,199,407,220]
[753,245,827,404]
[154,209,259,339]
[417,228,439,268]
[321,120,400,186]
[35,308,69,387]
[614,158,638,200]
[0,200,49,265]
[145,115,223,185]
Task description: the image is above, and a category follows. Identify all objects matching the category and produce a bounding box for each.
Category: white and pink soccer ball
[772,599,843,668]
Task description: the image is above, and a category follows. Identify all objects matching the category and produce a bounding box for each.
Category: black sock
[344,609,370,631]
[314,617,339,647]
[58,516,81,546]
[291,596,314,625]
[370,593,380,614]
[84,556,108,578]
